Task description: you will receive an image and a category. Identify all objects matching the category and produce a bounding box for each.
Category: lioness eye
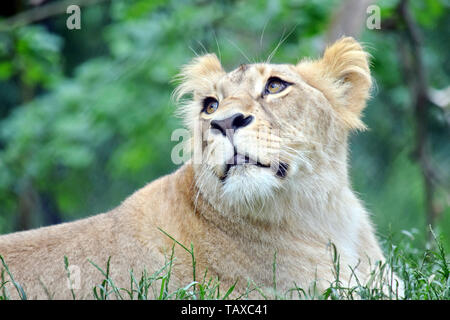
[203,97,219,114]
[264,77,290,95]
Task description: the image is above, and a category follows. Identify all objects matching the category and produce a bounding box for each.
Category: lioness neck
[180,150,362,244]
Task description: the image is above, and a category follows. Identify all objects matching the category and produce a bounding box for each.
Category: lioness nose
[210,113,254,136]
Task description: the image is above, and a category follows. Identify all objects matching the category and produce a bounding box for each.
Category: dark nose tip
[210,113,254,136]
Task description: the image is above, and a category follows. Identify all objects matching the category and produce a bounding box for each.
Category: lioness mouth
[220,153,269,182]
[220,152,288,181]
[229,153,265,167]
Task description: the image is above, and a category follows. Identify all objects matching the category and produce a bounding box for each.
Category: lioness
[0,37,398,299]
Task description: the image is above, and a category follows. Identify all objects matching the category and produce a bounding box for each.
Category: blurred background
[0,0,448,250]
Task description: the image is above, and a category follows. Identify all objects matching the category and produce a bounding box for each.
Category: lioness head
[174,37,372,222]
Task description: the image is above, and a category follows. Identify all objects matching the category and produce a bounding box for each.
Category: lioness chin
[0,37,401,299]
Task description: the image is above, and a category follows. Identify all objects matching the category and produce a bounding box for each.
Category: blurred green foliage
[0,0,448,249]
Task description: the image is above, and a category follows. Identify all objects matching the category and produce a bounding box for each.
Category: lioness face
[175,38,371,218]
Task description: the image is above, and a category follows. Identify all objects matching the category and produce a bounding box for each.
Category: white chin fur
[221,165,281,209]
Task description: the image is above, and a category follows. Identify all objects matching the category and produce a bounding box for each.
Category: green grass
[0,228,449,300]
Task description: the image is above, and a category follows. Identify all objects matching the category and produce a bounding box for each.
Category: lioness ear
[173,53,225,101]
[297,37,372,130]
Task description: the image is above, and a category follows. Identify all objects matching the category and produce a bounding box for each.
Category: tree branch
[0,0,110,32]
[396,0,443,234]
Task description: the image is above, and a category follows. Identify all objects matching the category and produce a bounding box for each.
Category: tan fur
[0,37,399,299]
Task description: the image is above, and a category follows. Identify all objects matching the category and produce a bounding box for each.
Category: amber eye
[264,77,290,95]
[203,97,219,114]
